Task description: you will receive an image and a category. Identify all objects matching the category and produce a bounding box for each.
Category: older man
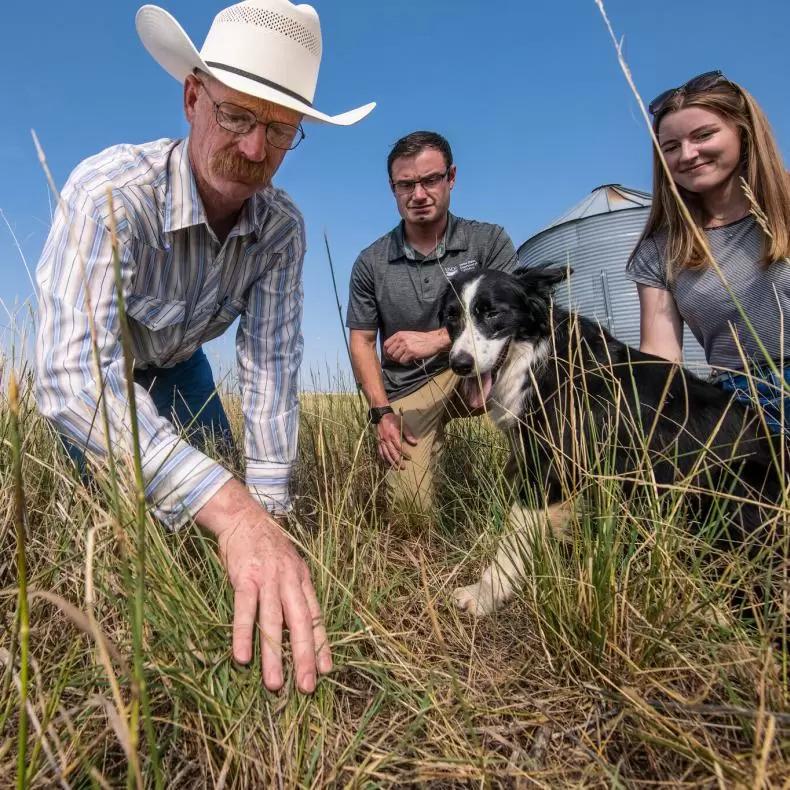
[347,131,517,512]
[35,0,373,693]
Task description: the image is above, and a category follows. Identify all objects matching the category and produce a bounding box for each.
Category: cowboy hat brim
[136,5,375,126]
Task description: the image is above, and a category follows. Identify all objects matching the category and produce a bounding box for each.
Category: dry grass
[1,362,788,788]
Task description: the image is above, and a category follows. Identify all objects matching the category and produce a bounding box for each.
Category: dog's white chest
[489,339,547,429]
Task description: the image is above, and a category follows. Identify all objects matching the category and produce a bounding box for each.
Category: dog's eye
[484,309,498,320]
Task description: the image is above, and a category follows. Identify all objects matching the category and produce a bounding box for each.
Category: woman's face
[657,106,743,196]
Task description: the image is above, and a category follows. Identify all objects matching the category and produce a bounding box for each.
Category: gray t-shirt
[346,213,517,400]
[626,216,790,371]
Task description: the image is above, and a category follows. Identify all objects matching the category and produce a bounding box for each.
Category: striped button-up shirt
[36,137,304,528]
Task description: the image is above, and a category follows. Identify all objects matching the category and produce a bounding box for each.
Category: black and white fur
[439,267,783,616]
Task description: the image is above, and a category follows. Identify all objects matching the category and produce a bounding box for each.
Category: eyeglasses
[391,168,451,196]
[648,70,733,116]
[197,80,305,151]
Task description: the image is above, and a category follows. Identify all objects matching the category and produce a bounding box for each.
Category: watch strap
[369,405,395,424]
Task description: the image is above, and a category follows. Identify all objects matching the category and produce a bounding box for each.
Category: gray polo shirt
[346,212,517,400]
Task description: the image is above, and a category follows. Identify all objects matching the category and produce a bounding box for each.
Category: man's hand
[197,480,332,693]
[383,328,450,364]
[377,411,418,469]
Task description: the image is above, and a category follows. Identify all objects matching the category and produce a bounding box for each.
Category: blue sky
[1,0,788,386]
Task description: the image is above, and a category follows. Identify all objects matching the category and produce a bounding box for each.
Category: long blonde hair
[632,80,790,274]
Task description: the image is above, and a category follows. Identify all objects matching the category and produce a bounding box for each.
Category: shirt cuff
[142,435,234,530]
[246,460,293,514]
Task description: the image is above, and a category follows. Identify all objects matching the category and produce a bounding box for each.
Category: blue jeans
[714,365,790,434]
[64,347,234,470]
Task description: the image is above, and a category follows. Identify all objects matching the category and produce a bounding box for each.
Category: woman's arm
[637,283,684,363]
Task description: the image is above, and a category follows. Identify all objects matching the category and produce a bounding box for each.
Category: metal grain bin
[517,184,708,374]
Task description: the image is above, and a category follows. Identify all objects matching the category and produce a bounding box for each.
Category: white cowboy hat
[136,0,375,125]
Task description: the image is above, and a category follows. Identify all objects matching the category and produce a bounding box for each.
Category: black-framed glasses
[648,70,733,116]
[197,80,305,150]
[391,168,451,196]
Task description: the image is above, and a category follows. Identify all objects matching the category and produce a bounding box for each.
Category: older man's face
[185,74,303,209]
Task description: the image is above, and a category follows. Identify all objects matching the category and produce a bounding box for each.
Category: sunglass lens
[685,70,724,92]
[648,88,675,115]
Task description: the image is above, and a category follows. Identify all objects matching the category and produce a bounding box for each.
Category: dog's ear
[513,263,573,291]
[511,264,571,339]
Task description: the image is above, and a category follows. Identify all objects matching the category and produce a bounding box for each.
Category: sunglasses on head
[648,70,733,116]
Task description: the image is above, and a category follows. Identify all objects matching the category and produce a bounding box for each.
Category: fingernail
[264,672,282,692]
[301,673,315,692]
[319,655,333,673]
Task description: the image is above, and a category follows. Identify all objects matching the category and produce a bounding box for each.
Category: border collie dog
[439,267,782,617]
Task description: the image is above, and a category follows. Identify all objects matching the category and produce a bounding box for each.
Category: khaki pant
[386,368,482,511]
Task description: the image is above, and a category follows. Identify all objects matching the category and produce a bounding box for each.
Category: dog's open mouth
[458,340,511,409]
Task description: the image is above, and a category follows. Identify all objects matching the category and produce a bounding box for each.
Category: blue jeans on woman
[64,347,235,471]
[714,364,790,434]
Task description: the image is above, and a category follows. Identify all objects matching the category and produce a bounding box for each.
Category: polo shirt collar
[163,137,266,239]
[387,212,468,261]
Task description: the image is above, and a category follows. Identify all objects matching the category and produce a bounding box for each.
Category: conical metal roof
[538,184,652,233]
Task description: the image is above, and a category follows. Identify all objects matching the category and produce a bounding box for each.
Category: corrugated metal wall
[518,207,709,374]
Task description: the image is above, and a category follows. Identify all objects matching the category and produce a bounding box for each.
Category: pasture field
[1,369,788,788]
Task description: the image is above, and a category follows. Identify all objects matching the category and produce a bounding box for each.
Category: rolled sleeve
[238,223,305,513]
[35,189,230,530]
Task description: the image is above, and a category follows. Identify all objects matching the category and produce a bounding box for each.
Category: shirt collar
[387,212,468,261]
[163,138,268,239]
[163,138,207,234]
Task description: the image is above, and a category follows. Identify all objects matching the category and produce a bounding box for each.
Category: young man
[35,0,374,694]
[346,131,518,511]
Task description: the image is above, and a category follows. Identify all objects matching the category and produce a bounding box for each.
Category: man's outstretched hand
[197,479,332,693]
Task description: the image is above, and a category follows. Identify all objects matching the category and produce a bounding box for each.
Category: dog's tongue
[460,372,493,409]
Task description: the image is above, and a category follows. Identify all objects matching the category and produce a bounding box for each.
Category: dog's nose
[450,351,474,375]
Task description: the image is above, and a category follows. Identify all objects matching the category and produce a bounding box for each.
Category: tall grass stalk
[322,231,354,374]
[31,130,146,786]
[8,371,29,790]
[106,191,163,789]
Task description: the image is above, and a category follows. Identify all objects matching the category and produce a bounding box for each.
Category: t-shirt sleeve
[484,225,519,272]
[345,253,379,330]
[625,235,669,290]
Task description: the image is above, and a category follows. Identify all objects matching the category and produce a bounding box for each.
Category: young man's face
[185,74,303,209]
[390,148,456,227]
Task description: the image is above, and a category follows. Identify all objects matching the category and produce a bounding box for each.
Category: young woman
[626,71,790,432]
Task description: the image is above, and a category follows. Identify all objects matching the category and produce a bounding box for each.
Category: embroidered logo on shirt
[443,259,480,278]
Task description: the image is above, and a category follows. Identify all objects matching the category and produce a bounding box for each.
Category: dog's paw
[453,581,498,617]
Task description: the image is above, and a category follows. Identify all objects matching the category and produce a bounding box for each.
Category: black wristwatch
[368,405,394,424]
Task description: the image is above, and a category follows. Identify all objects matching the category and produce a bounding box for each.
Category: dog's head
[438,266,570,406]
